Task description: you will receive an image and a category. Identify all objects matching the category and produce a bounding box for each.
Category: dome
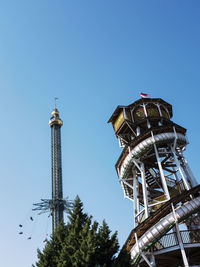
[52,108,59,117]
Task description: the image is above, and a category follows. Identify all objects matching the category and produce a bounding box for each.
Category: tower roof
[49,108,63,127]
[51,108,59,117]
[107,98,173,124]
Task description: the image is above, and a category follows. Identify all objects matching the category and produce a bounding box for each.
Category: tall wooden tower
[108,97,200,266]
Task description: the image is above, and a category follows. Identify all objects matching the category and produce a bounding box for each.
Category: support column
[171,204,189,267]
[153,141,170,200]
[172,149,190,190]
[141,163,149,219]
[179,151,198,187]
[134,233,155,267]
[133,159,149,219]
[150,249,156,267]
[133,175,139,227]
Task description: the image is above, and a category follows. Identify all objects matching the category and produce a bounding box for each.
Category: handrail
[181,229,200,244]
[130,195,200,266]
[154,229,200,251]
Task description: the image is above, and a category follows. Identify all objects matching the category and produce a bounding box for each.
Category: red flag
[140,92,150,98]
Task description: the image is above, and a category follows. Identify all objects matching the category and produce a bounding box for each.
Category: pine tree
[114,247,132,267]
[58,197,98,267]
[96,220,119,267]
[34,196,121,267]
[78,217,98,266]
[35,222,67,267]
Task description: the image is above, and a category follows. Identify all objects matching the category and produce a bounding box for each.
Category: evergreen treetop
[34,196,131,267]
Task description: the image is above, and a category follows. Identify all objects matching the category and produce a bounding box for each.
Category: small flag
[140,92,150,98]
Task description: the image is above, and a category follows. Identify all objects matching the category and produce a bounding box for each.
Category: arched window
[133,106,145,121]
[146,104,160,117]
[160,106,169,119]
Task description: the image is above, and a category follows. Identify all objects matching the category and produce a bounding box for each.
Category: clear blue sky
[0,0,200,266]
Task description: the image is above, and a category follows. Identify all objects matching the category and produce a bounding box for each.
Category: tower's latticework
[108,97,200,267]
[33,104,72,233]
[49,107,64,230]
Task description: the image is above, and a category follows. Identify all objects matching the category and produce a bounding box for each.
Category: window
[125,109,132,121]
[160,106,169,119]
[133,106,145,121]
[146,104,160,117]
[114,111,124,132]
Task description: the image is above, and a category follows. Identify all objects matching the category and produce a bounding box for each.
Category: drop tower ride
[33,101,71,233]
[108,97,200,266]
[49,106,64,231]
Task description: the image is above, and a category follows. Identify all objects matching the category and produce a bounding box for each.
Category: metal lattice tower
[108,97,200,267]
[49,106,64,231]
[33,101,72,233]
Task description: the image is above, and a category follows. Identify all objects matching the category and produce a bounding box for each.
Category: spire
[54,97,58,109]
[49,98,63,127]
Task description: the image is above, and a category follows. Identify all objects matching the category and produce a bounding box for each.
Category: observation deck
[108,97,200,266]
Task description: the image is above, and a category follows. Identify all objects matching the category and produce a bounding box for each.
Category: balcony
[153,229,200,252]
